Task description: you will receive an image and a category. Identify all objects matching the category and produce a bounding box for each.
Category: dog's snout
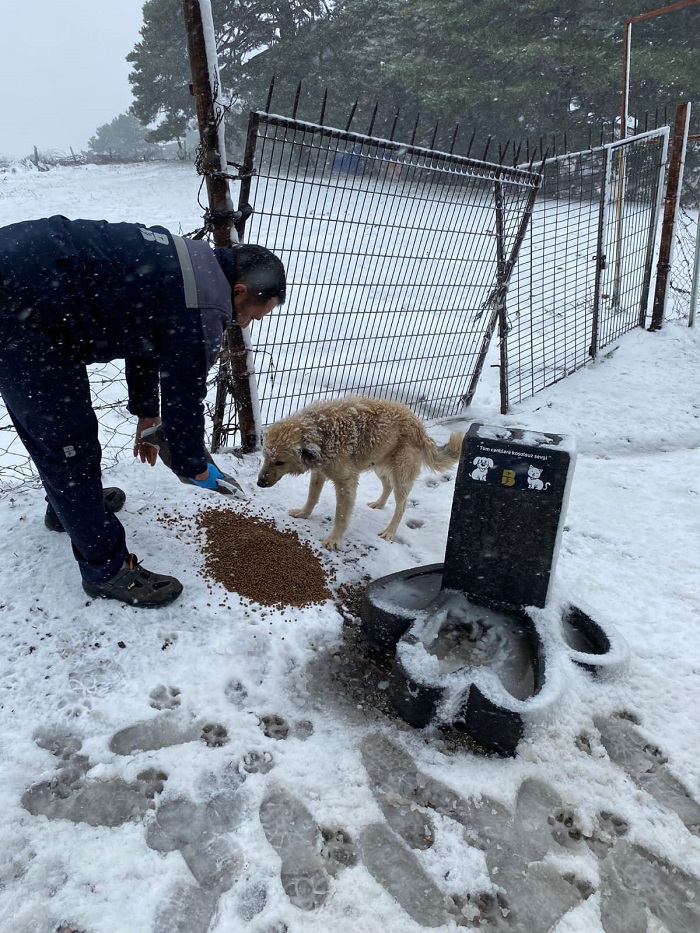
[257,476,268,487]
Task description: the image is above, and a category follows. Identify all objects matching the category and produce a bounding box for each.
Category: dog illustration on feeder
[470,456,494,481]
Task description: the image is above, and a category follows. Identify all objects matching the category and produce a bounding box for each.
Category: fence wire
[505,129,668,408]
[662,138,700,323]
[667,205,699,321]
[0,363,220,496]
[229,113,539,428]
[0,363,131,494]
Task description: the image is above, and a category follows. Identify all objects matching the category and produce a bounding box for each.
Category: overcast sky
[0,0,147,159]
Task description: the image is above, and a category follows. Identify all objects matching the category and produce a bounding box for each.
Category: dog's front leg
[322,475,358,550]
[289,471,325,519]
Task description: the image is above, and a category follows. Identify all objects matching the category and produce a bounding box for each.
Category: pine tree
[127,0,332,143]
[126,0,699,153]
[88,112,162,161]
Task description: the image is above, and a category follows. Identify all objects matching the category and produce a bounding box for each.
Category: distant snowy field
[0,160,205,230]
[0,162,700,933]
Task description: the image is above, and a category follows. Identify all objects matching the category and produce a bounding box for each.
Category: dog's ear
[486,458,494,468]
[473,457,481,465]
[300,444,322,465]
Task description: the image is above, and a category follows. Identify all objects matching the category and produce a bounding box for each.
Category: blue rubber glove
[190,463,225,489]
[139,425,246,498]
[186,462,245,497]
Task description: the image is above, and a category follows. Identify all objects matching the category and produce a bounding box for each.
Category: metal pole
[688,202,700,327]
[650,102,691,331]
[461,171,542,412]
[638,127,671,326]
[590,146,611,358]
[493,181,508,414]
[182,0,260,453]
[620,21,632,142]
[621,0,700,141]
[182,0,235,244]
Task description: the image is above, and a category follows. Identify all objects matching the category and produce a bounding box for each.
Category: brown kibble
[194,505,333,609]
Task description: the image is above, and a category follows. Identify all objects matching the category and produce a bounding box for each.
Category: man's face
[233,284,280,328]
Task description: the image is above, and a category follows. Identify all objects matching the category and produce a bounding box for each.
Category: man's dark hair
[233,243,286,305]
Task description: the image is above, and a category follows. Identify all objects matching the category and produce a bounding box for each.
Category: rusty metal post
[182,0,235,243]
[621,1,700,143]
[650,102,691,331]
[182,0,260,452]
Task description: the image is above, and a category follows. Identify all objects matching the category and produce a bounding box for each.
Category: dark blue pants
[0,316,128,583]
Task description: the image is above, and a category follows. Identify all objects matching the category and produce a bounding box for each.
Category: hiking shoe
[82,554,183,608]
[45,487,127,533]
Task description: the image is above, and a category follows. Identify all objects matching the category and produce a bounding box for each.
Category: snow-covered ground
[1,163,700,933]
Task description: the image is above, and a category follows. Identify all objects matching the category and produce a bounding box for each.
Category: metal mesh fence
[596,133,667,346]
[667,141,699,323]
[0,362,220,496]
[0,363,131,494]
[505,128,668,408]
[668,206,698,320]
[504,148,606,400]
[232,113,540,426]
[0,122,541,495]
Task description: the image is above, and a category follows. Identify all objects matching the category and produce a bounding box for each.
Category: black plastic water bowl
[560,602,628,675]
[361,565,626,756]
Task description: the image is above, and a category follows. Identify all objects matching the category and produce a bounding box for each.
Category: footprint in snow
[109,710,228,755]
[21,727,166,827]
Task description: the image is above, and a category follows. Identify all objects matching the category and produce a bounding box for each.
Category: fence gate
[215,111,540,438]
[504,128,669,410]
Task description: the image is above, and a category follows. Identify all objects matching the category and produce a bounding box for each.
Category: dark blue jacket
[0,216,234,476]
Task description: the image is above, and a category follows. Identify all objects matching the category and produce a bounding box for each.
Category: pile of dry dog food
[195,505,333,608]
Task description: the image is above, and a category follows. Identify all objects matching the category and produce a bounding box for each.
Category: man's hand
[134,416,162,466]
[133,422,246,497]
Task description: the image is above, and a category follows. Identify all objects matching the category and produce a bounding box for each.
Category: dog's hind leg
[368,472,392,510]
[322,475,358,550]
[378,460,418,541]
[289,471,325,519]
[378,486,409,541]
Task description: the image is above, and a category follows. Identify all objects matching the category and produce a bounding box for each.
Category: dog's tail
[423,431,464,471]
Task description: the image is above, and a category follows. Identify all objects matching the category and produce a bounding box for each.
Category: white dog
[257,396,464,549]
